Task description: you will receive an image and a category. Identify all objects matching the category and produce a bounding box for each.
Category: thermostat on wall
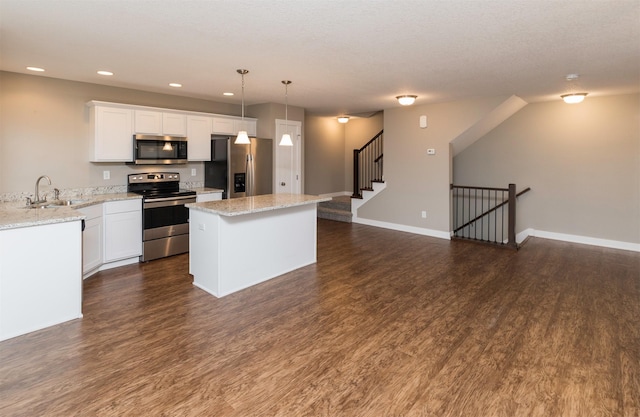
[419,115,427,128]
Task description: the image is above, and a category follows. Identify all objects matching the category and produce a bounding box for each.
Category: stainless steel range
[127,172,197,262]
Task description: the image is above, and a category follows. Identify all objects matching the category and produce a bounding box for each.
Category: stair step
[318,196,351,211]
[317,206,352,223]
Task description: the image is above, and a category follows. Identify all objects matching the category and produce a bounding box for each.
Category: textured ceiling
[1,0,638,116]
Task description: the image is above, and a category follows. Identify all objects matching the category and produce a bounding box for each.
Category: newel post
[352,149,361,198]
[507,183,517,249]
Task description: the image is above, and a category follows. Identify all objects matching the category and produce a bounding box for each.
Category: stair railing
[352,130,383,198]
[450,183,531,249]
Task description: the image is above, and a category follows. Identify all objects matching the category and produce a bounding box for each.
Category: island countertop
[186,193,331,217]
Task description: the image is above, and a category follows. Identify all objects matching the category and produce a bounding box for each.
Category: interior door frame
[274,119,302,194]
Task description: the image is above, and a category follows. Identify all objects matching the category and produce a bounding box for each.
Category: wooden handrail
[358,130,384,152]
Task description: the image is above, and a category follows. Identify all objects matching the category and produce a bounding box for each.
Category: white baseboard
[352,217,451,240]
[518,228,640,252]
[347,222,640,253]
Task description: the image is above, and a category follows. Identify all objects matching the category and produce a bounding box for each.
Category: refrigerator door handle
[246,153,255,197]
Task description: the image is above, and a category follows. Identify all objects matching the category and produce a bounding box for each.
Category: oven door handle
[144,195,197,208]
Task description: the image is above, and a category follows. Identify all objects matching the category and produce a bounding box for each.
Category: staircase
[317,196,353,223]
[318,130,384,224]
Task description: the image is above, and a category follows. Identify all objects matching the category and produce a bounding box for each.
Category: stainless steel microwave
[133,134,188,164]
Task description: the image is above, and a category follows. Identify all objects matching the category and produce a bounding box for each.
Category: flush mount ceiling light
[396,95,417,106]
[279,80,293,147]
[169,83,182,88]
[223,92,234,96]
[561,74,588,104]
[337,116,350,124]
[26,66,45,72]
[561,93,588,104]
[235,69,250,145]
[97,70,113,76]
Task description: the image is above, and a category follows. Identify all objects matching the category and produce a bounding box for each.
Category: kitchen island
[186,193,330,297]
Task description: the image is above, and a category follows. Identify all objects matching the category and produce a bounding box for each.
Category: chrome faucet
[34,175,52,204]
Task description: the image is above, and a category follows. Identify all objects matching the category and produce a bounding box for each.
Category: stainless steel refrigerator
[204,136,273,199]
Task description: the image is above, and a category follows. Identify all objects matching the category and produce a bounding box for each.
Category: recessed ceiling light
[223,92,234,96]
[169,83,182,88]
[97,70,113,76]
[26,67,45,72]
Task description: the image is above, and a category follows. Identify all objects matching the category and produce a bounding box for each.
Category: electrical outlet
[191,168,196,176]
[103,170,110,180]
[421,211,427,218]
[427,149,436,155]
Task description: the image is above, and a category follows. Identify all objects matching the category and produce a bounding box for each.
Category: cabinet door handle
[280,182,286,186]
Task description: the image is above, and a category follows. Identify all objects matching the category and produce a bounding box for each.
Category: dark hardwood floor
[1,219,639,416]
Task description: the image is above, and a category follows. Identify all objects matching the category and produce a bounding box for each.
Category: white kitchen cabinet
[196,192,222,203]
[103,199,142,263]
[134,110,163,135]
[212,117,257,137]
[135,110,187,136]
[0,220,83,341]
[78,204,103,278]
[212,117,236,135]
[163,112,187,136]
[187,115,213,161]
[89,105,134,162]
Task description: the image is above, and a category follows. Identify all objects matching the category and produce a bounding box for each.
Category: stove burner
[127,172,195,199]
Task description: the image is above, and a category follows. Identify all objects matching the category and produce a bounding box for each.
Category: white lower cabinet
[0,221,83,341]
[78,204,103,278]
[103,199,142,263]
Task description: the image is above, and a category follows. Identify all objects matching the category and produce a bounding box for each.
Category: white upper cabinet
[89,104,134,162]
[187,115,213,161]
[134,110,163,134]
[162,112,187,136]
[212,117,236,135]
[212,117,257,136]
[87,101,257,162]
[134,111,186,136]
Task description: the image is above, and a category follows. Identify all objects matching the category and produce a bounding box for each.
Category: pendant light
[235,69,250,144]
[280,80,293,146]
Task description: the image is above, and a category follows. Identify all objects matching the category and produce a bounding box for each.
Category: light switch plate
[420,115,428,128]
[103,170,110,180]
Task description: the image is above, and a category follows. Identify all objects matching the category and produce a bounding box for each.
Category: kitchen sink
[48,199,87,207]
[24,199,88,209]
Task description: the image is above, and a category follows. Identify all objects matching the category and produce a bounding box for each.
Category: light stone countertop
[0,193,142,231]
[0,187,223,231]
[189,187,224,195]
[186,194,331,217]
